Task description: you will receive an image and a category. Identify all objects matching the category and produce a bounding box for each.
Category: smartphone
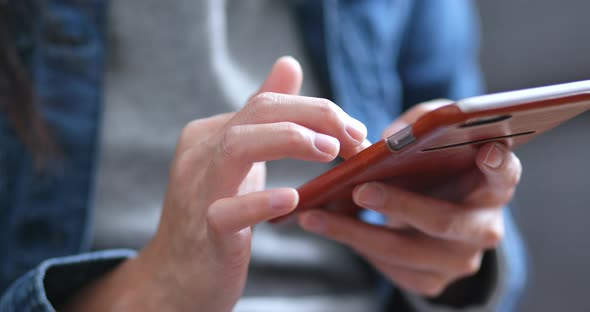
[271,80,590,223]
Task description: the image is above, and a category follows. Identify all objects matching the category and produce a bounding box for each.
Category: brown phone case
[271,92,590,223]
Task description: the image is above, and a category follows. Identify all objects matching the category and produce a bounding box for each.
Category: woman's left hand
[299,101,522,297]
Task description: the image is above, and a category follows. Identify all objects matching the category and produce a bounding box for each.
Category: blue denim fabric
[296,0,483,143]
[498,209,528,312]
[0,0,526,311]
[0,0,107,298]
[0,250,134,312]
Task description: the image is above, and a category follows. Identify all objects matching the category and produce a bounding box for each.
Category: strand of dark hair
[0,5,56,169]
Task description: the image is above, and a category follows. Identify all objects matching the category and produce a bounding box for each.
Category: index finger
[208,188,299,235]
[230,92,368,157]
[352,183,504,248]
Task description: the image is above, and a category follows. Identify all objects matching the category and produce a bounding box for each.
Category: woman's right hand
[63,57,368,312]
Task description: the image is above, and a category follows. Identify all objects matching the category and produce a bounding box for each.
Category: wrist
[61,245,178,311]
[137,235,242,312]
[60,255,150,311]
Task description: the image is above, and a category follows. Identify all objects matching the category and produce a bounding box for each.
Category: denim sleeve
[0,249,135,312]
[398,0,484,110]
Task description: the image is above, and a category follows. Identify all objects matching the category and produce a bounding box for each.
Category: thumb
[256,56,303,95]
[381,99,454,139]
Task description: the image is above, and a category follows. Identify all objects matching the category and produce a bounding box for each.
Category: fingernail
[269,189,297,212]
[355,183,385,208]
[483,143,504,169]
[300,211,327,234]
[345,119,367,144]
[313,134,340,157]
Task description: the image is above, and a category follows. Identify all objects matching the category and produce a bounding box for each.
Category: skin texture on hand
[299,100,522,298]
[62,57,368,312]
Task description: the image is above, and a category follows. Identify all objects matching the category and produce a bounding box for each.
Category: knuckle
[316,98,338,113]
[423,286,445,298]
[418,277,446,298]
[218,126,242,160]
[181,119,198,135]
[172,149,200,180]
[249,92,276,108]
[278,122,310,145]
[412,100,448,115]
[179,120,201,146]
[508,154,523,186]
[315,99,343,120]
[457,254,483,276]
[206,203,224,234]
[245,92,277,119]
[507,172,520,188]
[432,216,456,238]
[414,102,433,114]
[388,267,447,298]
[483,218,505,247]
[499,187,517,206]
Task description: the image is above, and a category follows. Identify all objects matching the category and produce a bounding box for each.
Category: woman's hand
[299,100,522,297]
[63,57,368,312]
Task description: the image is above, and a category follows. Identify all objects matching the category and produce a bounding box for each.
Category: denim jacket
[0,1,526,311]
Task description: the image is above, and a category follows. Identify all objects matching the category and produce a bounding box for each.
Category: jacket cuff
[0,249,135,312]
[400,247,505,312]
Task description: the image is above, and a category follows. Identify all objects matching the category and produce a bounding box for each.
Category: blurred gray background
[476,1,590,311]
